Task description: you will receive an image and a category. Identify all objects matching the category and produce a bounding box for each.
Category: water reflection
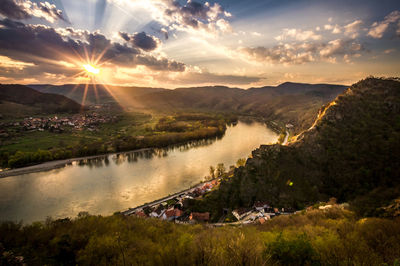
[75,135,223,169]
[0,121,278,223]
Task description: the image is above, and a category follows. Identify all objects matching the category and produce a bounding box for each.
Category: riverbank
[121,178,215,216]
[0,119,279,178]
[0,130,227,178]
[0,142,211,178]
[1,112,235,169]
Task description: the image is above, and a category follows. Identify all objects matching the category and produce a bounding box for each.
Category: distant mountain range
[29,82,348,132]
[28,84,166,106]
[0,84,82,117]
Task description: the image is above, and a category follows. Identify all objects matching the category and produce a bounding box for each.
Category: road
[282,130,289,145]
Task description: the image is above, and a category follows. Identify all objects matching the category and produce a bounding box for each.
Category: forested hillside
[190,78,400,219]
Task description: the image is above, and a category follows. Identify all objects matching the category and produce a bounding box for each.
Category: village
[0,113,118,135]
[122,177,296,225]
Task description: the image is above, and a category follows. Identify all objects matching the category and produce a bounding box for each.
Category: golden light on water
[83,64,100,75]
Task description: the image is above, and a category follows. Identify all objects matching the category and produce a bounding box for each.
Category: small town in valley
[0,113,117,136]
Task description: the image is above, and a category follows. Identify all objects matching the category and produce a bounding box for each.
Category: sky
[0,0,399,88]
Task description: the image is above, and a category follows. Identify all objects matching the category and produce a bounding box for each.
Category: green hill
[190,77,400,218]
[0,84,82,117]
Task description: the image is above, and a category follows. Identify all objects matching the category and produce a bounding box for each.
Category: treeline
[155,113,237,132]
[112,126,226,153]
[1,207,399,265]
[0,114,235,169]
[190,78,400,219]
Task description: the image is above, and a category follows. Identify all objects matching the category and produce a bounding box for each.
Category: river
[0,121,278,223]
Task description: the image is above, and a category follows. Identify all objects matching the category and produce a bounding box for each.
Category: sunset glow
[0,0,398,87]
[83,64,100,75]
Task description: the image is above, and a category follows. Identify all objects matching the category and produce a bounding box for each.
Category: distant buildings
[1,113,117,134]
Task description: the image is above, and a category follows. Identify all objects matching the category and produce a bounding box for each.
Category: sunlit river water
[0,121,278,223]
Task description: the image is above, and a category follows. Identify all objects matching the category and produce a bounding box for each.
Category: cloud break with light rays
[0,0,398,90]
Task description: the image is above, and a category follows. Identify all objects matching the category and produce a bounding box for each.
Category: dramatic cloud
[160,0,232,34]
[397,21,400,36]
[240,44,316,65]
[368,10,400,38]
[324,24,342,34]
[275,28,322,41]
[0,0,66,23]
[119,31,160,51]
[0,19,185,77]
[319,39,363,62]
[344,20,363,39]
[240,39,364,65]
[108,0,232,36]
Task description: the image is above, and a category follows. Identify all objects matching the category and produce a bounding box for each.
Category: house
[253,201,270,211]
[134,211,147,218]
[232,208,252,220]
[319,204,332,210]
[162,208,184,221]
[150,205,165,218]
[189,212,210,222]
[286,123,294,129]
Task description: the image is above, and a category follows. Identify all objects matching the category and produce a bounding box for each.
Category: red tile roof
[135,211,147,217]
[165,208,183,218]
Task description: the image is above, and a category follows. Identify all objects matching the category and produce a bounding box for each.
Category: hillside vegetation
[1,207,399,265]
[188,78,400,219]
[136,83,346,134]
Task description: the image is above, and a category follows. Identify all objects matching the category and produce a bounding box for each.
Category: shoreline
[0,129,227,178]
[0,120,280,178]
[121,178,214,216]
[0,143,207,178]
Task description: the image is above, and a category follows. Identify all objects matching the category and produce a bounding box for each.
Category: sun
[83,64,100,75]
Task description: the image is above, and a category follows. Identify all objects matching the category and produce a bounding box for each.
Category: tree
[236,158,246,167]
[209,166,215,179]
[216,163,226,177]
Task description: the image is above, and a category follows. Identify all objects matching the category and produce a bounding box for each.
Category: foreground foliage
[1,208,399,265]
